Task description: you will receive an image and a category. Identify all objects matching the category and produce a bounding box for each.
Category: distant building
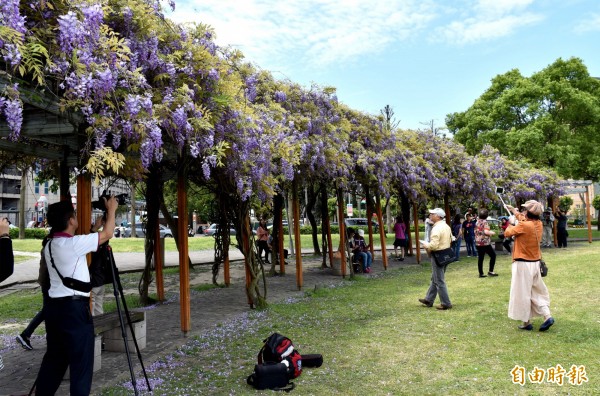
[562,180,596,219]
[0,166,130,227]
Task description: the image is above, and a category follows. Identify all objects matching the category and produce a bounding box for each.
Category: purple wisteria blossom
[274,90,286,103]
[1,97,23,140]
[0,0,27,36]
[245,74,258,103]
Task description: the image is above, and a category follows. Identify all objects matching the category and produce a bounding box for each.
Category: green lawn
[89,243,596,395]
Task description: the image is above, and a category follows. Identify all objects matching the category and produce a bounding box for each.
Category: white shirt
[45,233,99,298]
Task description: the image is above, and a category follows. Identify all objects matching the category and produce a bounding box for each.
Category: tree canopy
[447,57,600,181]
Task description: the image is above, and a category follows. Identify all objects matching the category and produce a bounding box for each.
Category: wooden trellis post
[413,202,421,264]
[177,166,190,334]
[336,188,347,277]
[375,192,388,270]
[292,180,303,290]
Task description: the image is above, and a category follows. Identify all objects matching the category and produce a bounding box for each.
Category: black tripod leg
[108,246,152,392]
[107,247,139,395]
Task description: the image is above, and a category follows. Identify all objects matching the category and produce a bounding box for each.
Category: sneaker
[16,334,33,350]
[467,255,471,257]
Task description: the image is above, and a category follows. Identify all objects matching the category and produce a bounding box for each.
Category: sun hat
[521,200,543,216]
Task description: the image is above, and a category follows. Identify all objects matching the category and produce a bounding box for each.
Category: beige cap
[521,200,543,216]
[428,208,446,218]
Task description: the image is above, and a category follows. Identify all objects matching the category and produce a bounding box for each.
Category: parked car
[122,223,173,238]
[344,218,379,233]
[203,223,237,237]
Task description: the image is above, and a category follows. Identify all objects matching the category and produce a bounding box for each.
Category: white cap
[358,229,365,236]
[429,208,446,218]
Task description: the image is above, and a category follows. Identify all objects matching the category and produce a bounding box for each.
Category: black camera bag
[246,362,294,392]
[90,243,114,287]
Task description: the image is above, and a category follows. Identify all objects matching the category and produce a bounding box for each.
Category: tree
[380,105,400,133]
[592,195,600,230]
[559,196,574,212]
[447,57,600,181]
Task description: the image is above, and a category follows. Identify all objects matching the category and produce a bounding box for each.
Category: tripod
[102,242,151,394]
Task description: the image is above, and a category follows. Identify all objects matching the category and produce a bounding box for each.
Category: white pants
[91,285,105,316]
[508,260,551,322]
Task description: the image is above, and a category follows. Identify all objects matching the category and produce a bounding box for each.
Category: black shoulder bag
[432,247,457,267]
[48,240,93,293]
[534,224,548,277]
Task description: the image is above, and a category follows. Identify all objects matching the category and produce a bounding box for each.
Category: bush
[8,228,48,239]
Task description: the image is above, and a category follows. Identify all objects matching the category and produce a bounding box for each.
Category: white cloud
[434,0,543,45]
[167,0,437,69]
[574,13,600,33]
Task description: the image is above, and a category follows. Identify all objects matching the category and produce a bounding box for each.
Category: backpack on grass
[247,333,324,392]
[258,333,302,379]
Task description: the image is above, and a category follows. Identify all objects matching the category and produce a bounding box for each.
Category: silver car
[122,223,173,238]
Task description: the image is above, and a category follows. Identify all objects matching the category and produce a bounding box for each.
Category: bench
[92,311,146,372]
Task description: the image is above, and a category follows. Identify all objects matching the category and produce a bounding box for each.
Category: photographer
[0,218,14,283]
[541,208,555,247]
[504,200,554,332]
[554,208,568,248]
[0,218,14,372]
[34,196,117,396]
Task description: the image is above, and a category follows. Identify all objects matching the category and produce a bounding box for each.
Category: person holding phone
[504,200,554,332]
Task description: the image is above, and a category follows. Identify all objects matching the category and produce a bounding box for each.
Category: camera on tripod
[92,190,129,211]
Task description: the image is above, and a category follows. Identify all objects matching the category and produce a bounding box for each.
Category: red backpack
[258,333,302,379]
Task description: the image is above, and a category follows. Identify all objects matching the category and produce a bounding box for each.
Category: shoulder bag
[534,224,548,277]
[432,247,456,267]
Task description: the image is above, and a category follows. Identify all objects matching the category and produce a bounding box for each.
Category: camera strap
[48,239,93,293]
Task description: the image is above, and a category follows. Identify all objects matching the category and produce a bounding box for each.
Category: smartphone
[495,187,504,194]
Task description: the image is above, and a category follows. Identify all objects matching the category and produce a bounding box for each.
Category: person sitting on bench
[349,228,372,273]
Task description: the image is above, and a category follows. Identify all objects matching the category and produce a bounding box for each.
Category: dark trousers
[23,294,48,338]
[464,238,477,256]
[557,228,568,248]
[502,238,512,253]
[35,298,94,396]
[23,309,44,338]
[257,240,270,262]
[476,245,496,275]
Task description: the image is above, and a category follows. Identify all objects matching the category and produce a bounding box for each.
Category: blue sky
[167,0,599,131]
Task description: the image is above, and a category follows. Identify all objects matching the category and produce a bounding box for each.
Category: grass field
[88,242,596,395]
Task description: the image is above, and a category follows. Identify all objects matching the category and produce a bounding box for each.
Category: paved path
[0,245,419,395]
